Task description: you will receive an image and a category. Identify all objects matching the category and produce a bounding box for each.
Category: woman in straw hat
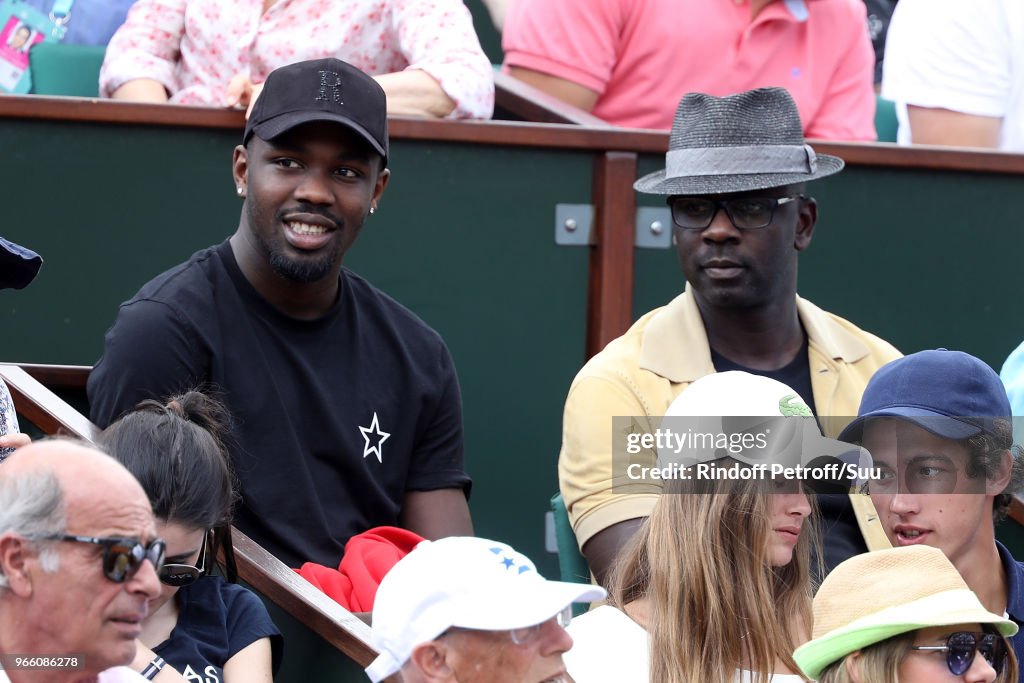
[794,545,1017,683]
[564,372,818,683]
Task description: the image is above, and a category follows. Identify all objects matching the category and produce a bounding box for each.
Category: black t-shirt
[710,338,817,416]
[710,337,867,575]
[154,576,283,681]
[88,241,471,567]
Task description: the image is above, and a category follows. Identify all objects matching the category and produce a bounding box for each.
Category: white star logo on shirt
[359,411,391,463]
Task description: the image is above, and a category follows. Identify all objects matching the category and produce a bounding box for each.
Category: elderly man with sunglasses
[559,87,903,587]
[0,440,164,683]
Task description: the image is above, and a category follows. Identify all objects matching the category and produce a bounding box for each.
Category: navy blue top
[997,540,1024,681]
[154,576,282,681]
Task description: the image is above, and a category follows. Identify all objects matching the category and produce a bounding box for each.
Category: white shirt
[564,605,809,682]
[882,0,1024,151]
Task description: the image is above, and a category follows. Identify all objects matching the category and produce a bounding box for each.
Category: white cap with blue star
[365,536,606,681]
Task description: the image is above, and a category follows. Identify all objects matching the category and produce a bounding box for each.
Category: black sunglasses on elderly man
[158,531,209,587]
[34,534,166,583]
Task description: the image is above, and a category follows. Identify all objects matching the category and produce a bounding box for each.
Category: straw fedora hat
[793,545,1017,679]
[634,87,844,196]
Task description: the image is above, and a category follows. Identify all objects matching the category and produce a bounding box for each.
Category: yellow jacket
[560,288,901,549]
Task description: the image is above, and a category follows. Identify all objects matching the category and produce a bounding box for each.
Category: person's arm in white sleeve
[100,0,187,101]
[386,0,494,119]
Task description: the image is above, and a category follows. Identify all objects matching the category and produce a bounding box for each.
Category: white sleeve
[881,0,1012,118]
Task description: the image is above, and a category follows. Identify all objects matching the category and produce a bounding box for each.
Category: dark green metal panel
[0,119,239,363]
[632,153,1024,371]
[463,0,504,65]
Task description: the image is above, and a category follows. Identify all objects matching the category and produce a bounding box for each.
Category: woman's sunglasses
[37,534,166,583]
[910,631,1007,676]
[158,532,208,587]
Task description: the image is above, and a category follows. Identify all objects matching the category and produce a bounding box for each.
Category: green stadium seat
[551,492,592,582]
[875,95,899,143]
[29,43,105,97]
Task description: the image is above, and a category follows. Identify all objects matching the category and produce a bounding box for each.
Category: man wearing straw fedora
[559,87,901,586]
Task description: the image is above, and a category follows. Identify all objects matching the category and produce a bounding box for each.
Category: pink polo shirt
[503,0,876,140]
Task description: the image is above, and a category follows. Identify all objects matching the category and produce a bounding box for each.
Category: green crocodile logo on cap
[779,394,812,417]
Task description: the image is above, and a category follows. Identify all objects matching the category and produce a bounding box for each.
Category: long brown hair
[608,470,816,683]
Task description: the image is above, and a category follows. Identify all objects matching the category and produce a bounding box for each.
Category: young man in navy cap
[88,58,472,568]
[839,349,1024,669]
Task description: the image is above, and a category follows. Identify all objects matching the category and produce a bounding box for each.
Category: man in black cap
[560,87,901,585]
[87,58,472,568]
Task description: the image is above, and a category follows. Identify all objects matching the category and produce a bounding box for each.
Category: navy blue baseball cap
[244,57,389,163]
[0,236,42,290]
[839,349,1011,443]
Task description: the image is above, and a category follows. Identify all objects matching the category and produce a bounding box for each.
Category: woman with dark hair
[99,391,281,682]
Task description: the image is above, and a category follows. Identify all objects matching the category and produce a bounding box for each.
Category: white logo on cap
[360,411,390,463]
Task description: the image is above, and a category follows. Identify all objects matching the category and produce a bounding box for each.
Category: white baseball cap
[365,536,606,681]
[657,371,873,487]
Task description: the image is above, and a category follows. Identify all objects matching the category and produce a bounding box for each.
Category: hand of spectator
[373,70,456,118]
[224,74,264,118]
[0,433,30,450]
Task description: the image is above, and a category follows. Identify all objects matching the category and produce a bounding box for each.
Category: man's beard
[266,246,337,283]
[249,203,344,283]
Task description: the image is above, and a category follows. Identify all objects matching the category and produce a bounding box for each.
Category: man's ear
[987,449,1014,495]
[232,144,249,195]
[408,641,454,681]
[794,196,817,252]
[372,167,391,209]
[0,533,35,597]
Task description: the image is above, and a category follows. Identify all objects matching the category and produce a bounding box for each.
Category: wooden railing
[0,363,393,679]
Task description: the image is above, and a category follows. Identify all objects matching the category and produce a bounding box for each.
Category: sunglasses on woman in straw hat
[793,545,1017,683]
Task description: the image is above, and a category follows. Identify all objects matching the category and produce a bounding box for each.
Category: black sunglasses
[37,534,166,583]
[158,532,208,587]
[910,631,1007,676]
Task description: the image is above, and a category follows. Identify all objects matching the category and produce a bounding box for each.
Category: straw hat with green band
[794,545,1017,679]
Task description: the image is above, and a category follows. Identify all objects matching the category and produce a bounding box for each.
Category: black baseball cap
[243,58,389,164]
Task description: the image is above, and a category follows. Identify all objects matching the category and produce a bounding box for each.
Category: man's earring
[237,187,245,197]
[369,206,376,215]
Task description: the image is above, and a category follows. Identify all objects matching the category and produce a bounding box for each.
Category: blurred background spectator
[23,0,136,46]
[501,0,876,139]
[99,0,494,119]
[882,0,1022,150]
[864,0,897,90]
